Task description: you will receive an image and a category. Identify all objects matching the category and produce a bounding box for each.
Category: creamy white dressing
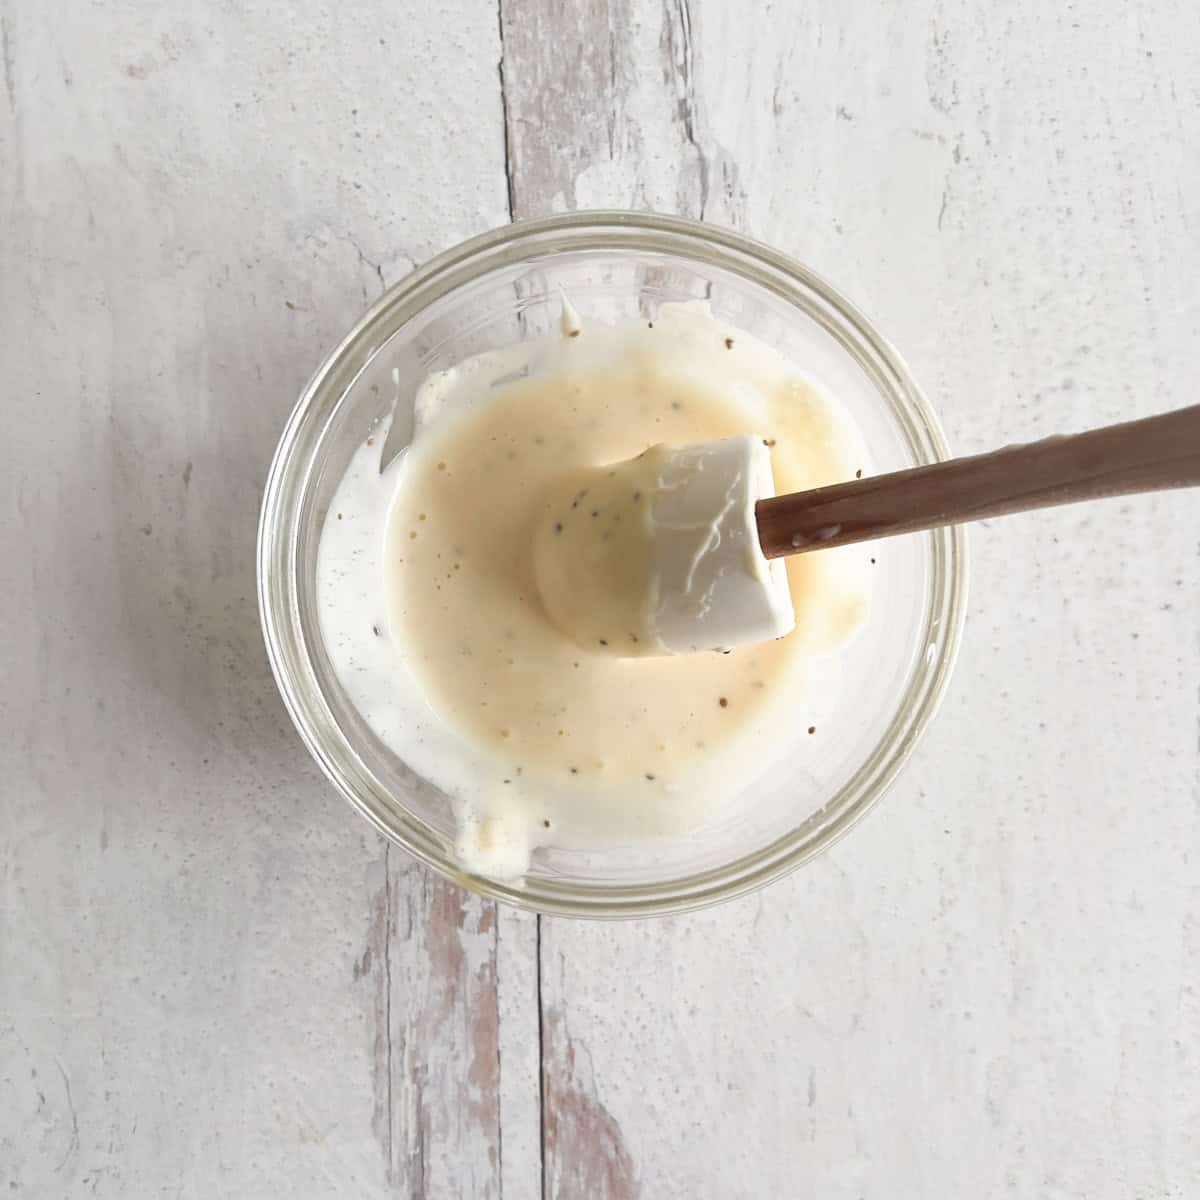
[317,303,872,879]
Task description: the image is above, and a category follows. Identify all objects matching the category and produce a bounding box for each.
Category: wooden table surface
[4,2,1198,1196]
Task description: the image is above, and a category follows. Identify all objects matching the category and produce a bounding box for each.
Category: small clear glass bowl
[258,212,966,918]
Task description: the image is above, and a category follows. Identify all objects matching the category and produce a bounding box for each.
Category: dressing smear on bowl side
[317,302,871,879]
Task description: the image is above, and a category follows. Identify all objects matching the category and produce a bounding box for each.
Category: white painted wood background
[3,0,1198,1195]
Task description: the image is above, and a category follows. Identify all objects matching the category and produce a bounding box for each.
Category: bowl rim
[258,210,968,919]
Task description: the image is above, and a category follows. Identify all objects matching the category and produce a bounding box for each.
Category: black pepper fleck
[725,337,734,349]
[598,638,608,646]
[568,329,580,338]
[808,725,816,735]
[554,522,563,534]
[719,697,729,708]
[645,773,656,781]
[855,468,863,478]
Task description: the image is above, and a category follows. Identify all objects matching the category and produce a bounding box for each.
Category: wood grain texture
[0,2,539,1197]
[501,1,1200,1196]
[3,0,1199,1197]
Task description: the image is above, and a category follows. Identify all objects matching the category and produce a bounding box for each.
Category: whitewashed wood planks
[2,0,1198,1195]
[0,3,539,1197]
[501,1,1200,1196]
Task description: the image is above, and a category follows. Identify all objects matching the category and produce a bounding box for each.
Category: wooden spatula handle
[756,404,1200,558]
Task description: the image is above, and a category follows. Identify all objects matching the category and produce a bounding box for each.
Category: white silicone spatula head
[532,435,794,655]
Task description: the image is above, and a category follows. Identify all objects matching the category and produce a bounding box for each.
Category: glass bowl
[258,211,966,918]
